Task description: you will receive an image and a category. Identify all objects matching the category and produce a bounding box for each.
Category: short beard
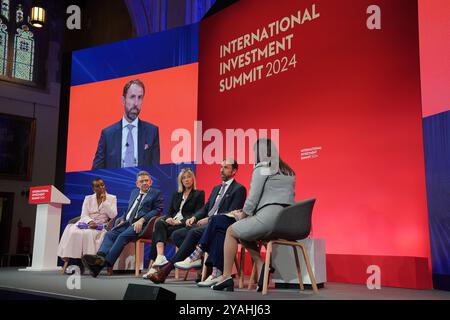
[126,111,138,121]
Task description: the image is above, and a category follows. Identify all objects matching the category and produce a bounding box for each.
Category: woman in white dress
[58,178,117,273]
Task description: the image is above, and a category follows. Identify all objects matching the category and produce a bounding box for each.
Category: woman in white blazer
[58,178,117,273]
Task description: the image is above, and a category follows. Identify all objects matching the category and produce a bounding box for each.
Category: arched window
[0,0,45,86]
[15,2,22,23]
[1,0,9,20]
[12,24,33,80]
[0,20,7,75]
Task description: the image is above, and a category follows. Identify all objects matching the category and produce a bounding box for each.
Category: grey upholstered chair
[256,198,319,295]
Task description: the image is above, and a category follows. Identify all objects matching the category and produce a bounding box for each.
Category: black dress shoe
[211,277,234,292]
[70,258,85,275]
[81,254,105,278]
[82,254,104,265]
[256,263,275,292]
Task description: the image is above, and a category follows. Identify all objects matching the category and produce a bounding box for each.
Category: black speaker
[123,284,176,300]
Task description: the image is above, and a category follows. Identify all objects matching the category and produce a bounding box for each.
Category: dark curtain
[423,110,450,291]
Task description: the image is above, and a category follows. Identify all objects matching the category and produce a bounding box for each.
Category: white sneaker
[152,255,169,267]
[174,258,203,270]
[142,267,158,279]
[197,275,222,287]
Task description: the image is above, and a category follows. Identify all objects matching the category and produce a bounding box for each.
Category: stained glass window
[12,25,34,81]
[1,0,9,20]
[0,21,7,75]
[15,3,22,23]
[0,1,45,85]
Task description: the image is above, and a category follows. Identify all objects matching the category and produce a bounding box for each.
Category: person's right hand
[228,209,241,217]
[185,217,196,227]
[165,218,176,226]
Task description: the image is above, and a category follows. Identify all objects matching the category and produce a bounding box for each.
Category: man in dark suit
[148,159,247,284]
[82,170,163,277]
[92,79,160,170]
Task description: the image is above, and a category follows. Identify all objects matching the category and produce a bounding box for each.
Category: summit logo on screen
[301,147,322,161]
[218,4,321,93]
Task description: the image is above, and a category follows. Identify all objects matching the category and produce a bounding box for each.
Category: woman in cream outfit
[58,178,117,273]
[212,138,295,291]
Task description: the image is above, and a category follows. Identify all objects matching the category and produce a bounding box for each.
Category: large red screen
[197,0,432,288]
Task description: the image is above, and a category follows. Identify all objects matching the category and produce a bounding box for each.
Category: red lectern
[20,185,71,271]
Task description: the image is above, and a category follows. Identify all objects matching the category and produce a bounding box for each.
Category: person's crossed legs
[148,224,207,283]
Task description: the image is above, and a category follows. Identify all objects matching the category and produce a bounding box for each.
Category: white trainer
[152,255,169,267]
[197,275,223,287]
[174,258,203,270]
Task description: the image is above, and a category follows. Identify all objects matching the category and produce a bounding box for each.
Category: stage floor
[0,268,449,300]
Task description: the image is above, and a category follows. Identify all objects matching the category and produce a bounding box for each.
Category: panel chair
[133,214,161,277]
[258,198,319,295]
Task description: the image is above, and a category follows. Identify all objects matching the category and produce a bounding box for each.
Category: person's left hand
[133,218,145,233]
[233,210,246,220]
[197,217,209,226]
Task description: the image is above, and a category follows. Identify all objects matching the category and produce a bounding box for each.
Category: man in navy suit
[92,79,160,170]
[82,170,163,277]
[148,159,247,283]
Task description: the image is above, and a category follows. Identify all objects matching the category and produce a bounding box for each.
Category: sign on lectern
[19,185,71,272]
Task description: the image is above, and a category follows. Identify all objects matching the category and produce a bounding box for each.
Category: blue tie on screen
[124,124,135,167]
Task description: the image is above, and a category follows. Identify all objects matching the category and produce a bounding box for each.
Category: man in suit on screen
[92,79,160,170]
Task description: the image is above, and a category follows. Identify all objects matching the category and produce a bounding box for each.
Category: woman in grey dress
[212,138,295,291]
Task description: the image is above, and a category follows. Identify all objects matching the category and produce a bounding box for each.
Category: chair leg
[201,252,209,282]
[183,269,189,281]
[292,246,304,291]
[238,246,245,289]
[174,247,179,279]
[135,241,142,277]
[300,244,319,294]
[262,241,273,295]
[248,262,257,290]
